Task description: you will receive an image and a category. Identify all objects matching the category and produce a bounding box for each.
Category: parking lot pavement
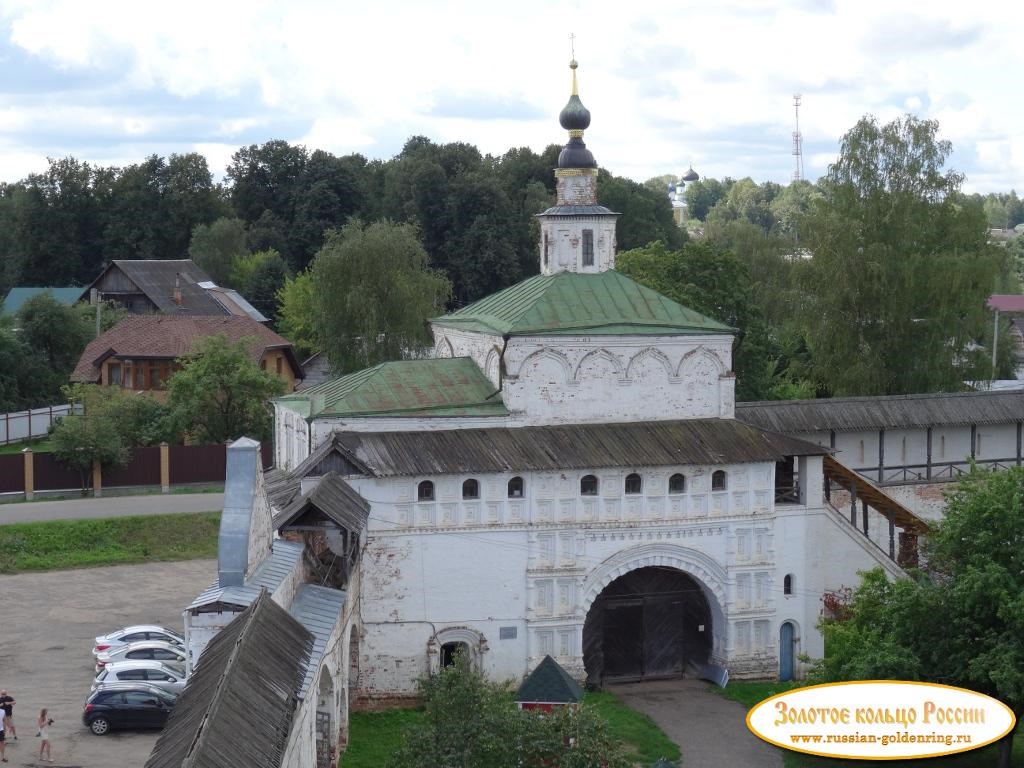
[0,559,216,768]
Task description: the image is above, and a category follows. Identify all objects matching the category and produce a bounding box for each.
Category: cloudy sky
[0,0,1021,193]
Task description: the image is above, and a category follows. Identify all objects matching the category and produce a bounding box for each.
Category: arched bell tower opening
[583,566,713,685]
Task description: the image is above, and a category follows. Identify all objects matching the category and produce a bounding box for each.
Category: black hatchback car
[82,682,177,735]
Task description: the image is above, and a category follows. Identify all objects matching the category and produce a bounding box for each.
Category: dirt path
[611,679,782,768]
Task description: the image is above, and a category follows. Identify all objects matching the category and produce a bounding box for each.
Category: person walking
[0,691,14,740]
[37,709,54,763]
[0,701,7,762]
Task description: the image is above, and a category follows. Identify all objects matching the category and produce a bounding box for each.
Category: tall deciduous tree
[165,334,284,443]
[800,115,1015,396]
[817,466,1024,768]
[309,219,452,374]
[188,217,250,286]
[275,271,318,359]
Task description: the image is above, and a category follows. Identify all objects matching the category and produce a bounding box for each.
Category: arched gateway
[583,566,715,684]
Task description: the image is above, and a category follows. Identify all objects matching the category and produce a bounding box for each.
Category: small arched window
[508,476,524,498]
[624,473,642,495]
[462,479,479,500]
[581,474,599,496]
[784,574,794,596]
[712,470,727,491]
[417,480,435,502]
[668,473,686,494]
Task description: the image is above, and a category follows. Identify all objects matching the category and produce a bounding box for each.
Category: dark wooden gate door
[586,567,712,684]
[602,600,644,678]
[644,593,686,678]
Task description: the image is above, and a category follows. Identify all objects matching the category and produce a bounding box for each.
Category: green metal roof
[432,270,733,336]
[1,286,81,316]
[277,357,508,420]
[515,655,584,704]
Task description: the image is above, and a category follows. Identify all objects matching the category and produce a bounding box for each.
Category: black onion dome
[559,95,591,131]
[558,138,596,169]
[556,60,596,169]
[682,166,699,182]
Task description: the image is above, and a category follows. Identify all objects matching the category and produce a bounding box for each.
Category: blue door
[780,622,795,681]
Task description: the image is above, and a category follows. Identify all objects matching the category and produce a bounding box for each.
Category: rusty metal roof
[276,357,507,419]
[330,419,827,477]
[145,590,313,768]
[736,391,1024,433]
[432,271,734,337]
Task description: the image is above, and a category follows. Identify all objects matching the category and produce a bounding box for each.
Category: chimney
[173,274,182,306]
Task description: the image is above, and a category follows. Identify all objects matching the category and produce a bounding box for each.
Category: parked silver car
[92,625,184,658]
[95,640,187,672]
[92,661,188,694]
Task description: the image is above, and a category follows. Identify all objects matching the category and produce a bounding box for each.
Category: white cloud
[0,0,1021,191]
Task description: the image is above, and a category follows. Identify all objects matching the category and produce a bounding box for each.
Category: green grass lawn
[341,689,681,767]
[719,681,1022,768]
[0,436,51,454]
[343,709,425,768]
[0,511,220,573]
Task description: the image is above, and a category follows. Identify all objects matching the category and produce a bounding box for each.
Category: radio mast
[792,94,804,182]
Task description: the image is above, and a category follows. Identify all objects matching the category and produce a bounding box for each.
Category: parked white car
[93,661,188,695]
[95,641,188,672]
[93,625,184,658]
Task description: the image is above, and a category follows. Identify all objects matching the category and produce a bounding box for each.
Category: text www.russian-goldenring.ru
[790,732,973,747]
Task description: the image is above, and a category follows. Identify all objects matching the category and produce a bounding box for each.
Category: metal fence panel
[0,454,24,493]
[104,446,162,487]
[33,452,86,492]
[169,444,227,485]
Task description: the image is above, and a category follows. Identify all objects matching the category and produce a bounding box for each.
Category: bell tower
[537,60,619,275]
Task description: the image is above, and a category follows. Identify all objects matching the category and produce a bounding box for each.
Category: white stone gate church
[272,61,916,700]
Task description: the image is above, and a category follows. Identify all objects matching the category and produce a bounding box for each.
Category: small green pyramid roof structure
[515,655,584,704]
[433,271,733,337]
[276,357,507,420]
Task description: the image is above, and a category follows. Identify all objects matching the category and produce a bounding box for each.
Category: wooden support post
[970,424,977,460]
[862,499,869,536]
[1017,421,1022,468]
[926,427,933,479]
[888,513,896,560]
[878,428,885,483]
[92,459,102,498]
[160,442,170,493]
[850,479,857,526]
[829,430,836,451]
[22,446,34,501]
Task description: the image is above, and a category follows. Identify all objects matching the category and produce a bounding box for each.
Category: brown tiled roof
[72,315,300,382]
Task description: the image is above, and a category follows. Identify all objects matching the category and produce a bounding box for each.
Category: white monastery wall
[433,329,504,387]
[499,334,736,425]
[275,404,311,471]
[352,459,835,696]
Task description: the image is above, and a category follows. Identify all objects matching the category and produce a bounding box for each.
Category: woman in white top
[37,709,53,763]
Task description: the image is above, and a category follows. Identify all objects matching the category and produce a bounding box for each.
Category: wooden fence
[4,441,273,498]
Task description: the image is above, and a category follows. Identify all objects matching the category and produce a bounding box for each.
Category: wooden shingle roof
[145,590,314,768]
[329,418,828,478]
[736,391,1024,433]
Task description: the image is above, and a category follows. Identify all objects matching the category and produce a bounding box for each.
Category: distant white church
[270,59,921,704]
